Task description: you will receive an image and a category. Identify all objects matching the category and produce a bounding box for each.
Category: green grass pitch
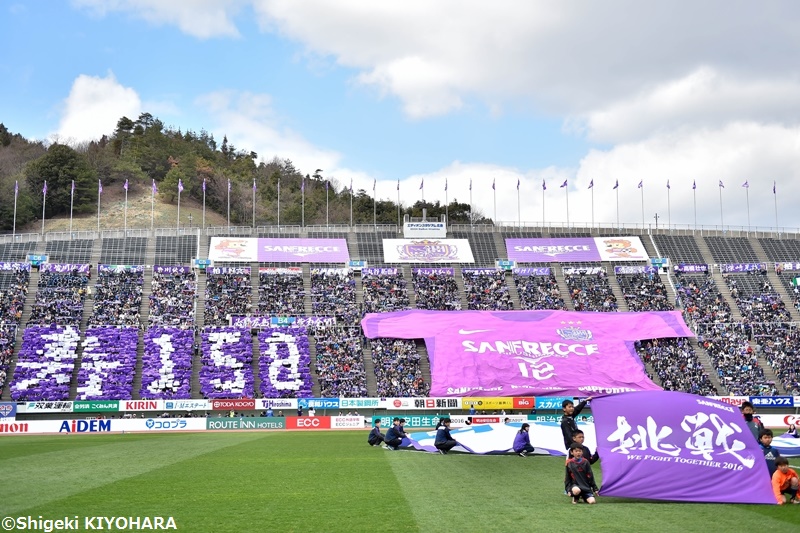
[1,431,798,533]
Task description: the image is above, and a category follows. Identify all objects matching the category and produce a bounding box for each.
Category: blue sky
[2,1,800,230]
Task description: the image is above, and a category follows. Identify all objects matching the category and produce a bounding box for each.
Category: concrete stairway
[552,263,575,310]
[252,331,261,397]
[403,265,417,308]
[606,265,629,311]
[303,264,313,315]
[687,337,726,394]
[309,333,321,397]
[453,265,468,310]
[362,342,378,397]
[505,270,522,310]
[416,339,433,390]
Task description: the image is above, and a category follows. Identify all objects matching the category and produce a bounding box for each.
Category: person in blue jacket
[513,423,536,457]
[434,418,458,454]
[384,418,407,450]
[368,419,385,447]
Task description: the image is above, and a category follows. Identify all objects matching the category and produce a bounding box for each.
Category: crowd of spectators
[674,273,732,326]
[28,269,89,326]
[361,269,409,314]
[413,270,461,310]
[370,338,429,397]
[514,272,567,310]
[149,269,196,327]
[0,325,15,391]
[697,323,776,396]
[563,270,618,312]
[88,268,143,327]
[750,323,800,395]
[258,269,305,316]
[310,268,361,325]
[617,273,674,312]
[205,270,251,326]
[0,269,29,326]
[638,338,718,396]
[314,327,367,397]
[463,270,512,310]
[724,273,792,323]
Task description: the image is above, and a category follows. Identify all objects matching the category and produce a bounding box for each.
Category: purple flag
[301,178,305,192]
[667,180,670,189]
[14,180,18,197]
[42,181,47,196]
[253,179,257,191]
[542,179,546,191]
[637,180,643,189]
[588,179,593,189]
[593,391,775,504]
[613,180,618,189]
[373,179,376,192]
[396,179,399,191]
[719,180,725,188]
[228,179,231,192]
[325,180,328,191]
[178,179,184,193]
[419,178,424,190]
[516,178,519,191]
[692,179,696,190]
[560,179,568,188]
[152,180,157,195]
[202,179,206,192]
[445,178,448,192]
[361,309,690,397]
[98,180,103,194]
[350,178,353,193]
[773,181,776,194]
[469,178,472,191]
[123,179,128,191]
[742,180,749,188]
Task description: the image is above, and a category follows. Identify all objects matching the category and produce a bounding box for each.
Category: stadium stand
[651,235,706,264]
[563,267,618,312]
[28,268,89,326]
[413,269,461,310]
[638,338,718,396]
[0,242,37,262]
[361,268,410,314]
[88,267,143,327]
[370,338,429,397]
[722,272,792,323]
[310,268,360,325]
[258,268,306,316]
[99,237,148,265]
[154,236,198,265]
[149,268,196,327]
[616,272,674,312]
[674,272,732,325]
[462,269,512,310]
[44,239,94,264]
[703,236,760,264]
[205,269,251,326]
[513,269,568,310]
[314,327,367,397]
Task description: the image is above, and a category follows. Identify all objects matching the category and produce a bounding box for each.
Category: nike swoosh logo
[458,329,492,335]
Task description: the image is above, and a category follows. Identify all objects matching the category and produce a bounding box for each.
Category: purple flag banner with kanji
[361,309,692,397]
[592,391,775,504]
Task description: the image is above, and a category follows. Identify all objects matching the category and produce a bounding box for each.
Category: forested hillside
[0,116,487,231]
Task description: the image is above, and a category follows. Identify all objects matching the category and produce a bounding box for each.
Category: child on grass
[565,443,599,504]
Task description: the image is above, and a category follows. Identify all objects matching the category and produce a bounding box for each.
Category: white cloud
[574,68,800,144]
[55,72,141,142]
[72,0,241,39]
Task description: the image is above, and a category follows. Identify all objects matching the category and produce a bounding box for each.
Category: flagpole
[396,180,400,228]
[517,183,520,226]
[640,184,644,228]
[615,186,619,229]
[445,180,449,224]
[177,182,181,232]
[13,181,18,236]
[667,184,671,230]
[719,184,723,228]
[124,182,128,234]
[349,179,353,227]
[745,186,750,233]
[277,179,281,229]
[301,178,305,228]
[493,181,497,223]
[202,180,206,230]
[693,186,697,232]
[326,182,329,228]
[97,180,102,234]
[41,181,46,236]
[69,180,74,234]
[565,184,570,227]
[373,180,376,228]
[542,180,545,228]
[590,184,594,228]
[227,180,231,232]
[252,179,256,229]
[469,179,473,226]
[774,182,779,231]
[151,180,156,231]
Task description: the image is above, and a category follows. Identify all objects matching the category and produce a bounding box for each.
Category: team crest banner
[361,309,691,397]
[382,239,475,263]
[505,236,647,262]
[592,391,775,504]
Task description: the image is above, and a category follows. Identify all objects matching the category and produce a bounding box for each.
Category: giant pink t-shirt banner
[361,310,693,397]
